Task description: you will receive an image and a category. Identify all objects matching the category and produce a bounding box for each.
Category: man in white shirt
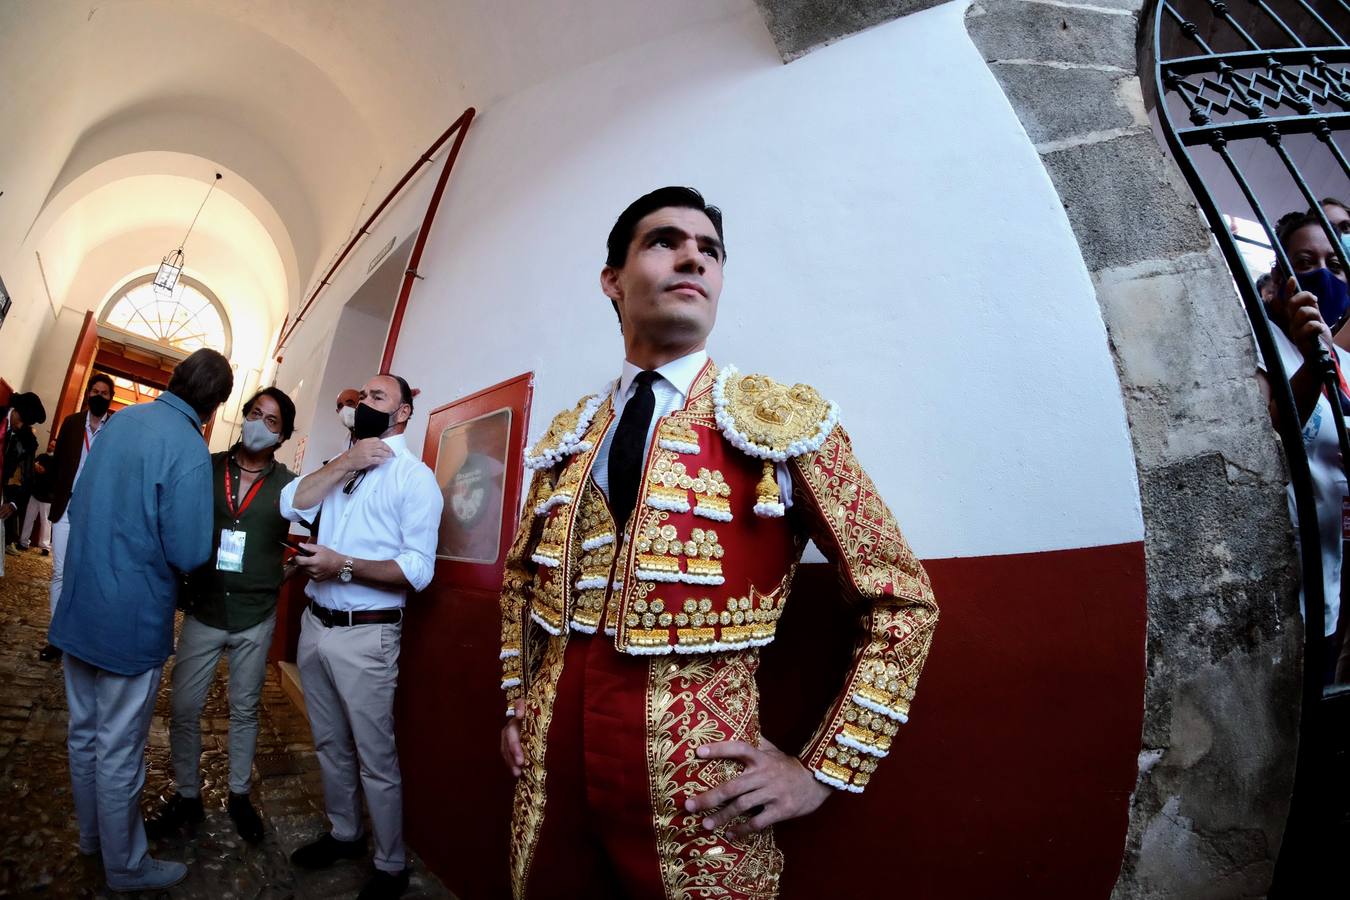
[280,373,442,900]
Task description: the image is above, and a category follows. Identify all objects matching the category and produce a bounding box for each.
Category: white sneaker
[107,858,188,892]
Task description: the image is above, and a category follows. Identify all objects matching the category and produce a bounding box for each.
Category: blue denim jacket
[50,392,213,675]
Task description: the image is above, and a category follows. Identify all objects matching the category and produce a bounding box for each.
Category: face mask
[338,405,357,431]
[87,395,110,418]
[1297,268,1350,331]
[241,418,280,453]
[352,401,394,440]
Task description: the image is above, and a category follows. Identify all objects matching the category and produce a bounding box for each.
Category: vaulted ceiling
[0,0,754,377]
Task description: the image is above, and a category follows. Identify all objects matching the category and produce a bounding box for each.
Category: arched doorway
[50,274,234,444]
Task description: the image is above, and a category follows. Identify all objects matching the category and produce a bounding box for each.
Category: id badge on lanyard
[217,529,246,572]
[218,461,266,573]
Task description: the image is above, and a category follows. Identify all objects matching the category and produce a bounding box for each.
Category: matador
[498,187,939,899]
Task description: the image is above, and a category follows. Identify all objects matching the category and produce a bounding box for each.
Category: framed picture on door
[421,372,533,591]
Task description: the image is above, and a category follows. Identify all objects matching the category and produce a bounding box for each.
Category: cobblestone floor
[0,550,454,899]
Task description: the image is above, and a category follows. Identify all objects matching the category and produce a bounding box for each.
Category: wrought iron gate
[1148,0,1349,887]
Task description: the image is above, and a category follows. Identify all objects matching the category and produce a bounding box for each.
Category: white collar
[86,410,108,430]
[617,349,708,403]
[381,432,408,454]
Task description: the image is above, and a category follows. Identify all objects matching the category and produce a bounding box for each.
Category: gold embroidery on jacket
[646,654,783,899]
[510,634,568,898]
[791,425,939,792]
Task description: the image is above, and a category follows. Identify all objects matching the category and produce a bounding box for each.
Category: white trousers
[19,499,51,549]
[169,613,277,796]
[297,607,405,873]
[49,515,71,616]
[63,654,162,883]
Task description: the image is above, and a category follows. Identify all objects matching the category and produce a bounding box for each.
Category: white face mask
[241,418,280,453]
[338,406,357,431]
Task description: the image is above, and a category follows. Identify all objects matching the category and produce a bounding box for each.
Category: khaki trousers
[297,607,405,873]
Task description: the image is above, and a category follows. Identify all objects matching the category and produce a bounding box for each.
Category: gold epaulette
[711,365,838,461]
[524,392,605,470]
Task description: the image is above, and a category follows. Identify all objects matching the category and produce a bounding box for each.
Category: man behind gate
[498,186,940,899]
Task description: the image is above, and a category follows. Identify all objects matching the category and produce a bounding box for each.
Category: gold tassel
[754,460,785,517]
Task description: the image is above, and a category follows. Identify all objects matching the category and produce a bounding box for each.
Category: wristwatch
[338,559,355,583]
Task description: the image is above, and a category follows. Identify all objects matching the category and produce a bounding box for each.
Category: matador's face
[602,206,724,348]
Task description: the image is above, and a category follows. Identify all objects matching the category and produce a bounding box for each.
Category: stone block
[753,0,948,60]
[1092,252,1284,477]
[986,62,1140,145]
[1041,131,1213,270]
[966,1,1138,70]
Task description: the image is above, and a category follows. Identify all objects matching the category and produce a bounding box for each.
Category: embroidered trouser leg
[517,633,782,900]
[63,654,163,883]
[297,608,405,873]
[170,613,277,797]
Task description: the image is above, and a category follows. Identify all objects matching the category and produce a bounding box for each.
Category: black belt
[308,601,403,628]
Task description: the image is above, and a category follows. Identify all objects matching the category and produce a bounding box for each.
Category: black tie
[609,371,659,533]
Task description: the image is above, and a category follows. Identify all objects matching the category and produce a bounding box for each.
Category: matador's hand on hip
[684,736,832,839]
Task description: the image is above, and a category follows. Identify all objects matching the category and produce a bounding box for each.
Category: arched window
[99,275,232,356]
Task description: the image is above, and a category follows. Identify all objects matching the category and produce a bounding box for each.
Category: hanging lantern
[151,172,221,295]
[153,248,184,294]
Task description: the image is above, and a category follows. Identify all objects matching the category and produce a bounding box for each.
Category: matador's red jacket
[499,359,938,793]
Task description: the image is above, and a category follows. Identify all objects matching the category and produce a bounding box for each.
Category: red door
[48,311,99,450]
[399,372,533,899]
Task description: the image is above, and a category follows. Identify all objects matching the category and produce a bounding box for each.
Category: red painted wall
[392,541,1147,899]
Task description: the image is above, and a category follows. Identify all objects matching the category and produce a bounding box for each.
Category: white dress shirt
[73,411,109,490]
[591,350,792,507]
[280,432,443,611]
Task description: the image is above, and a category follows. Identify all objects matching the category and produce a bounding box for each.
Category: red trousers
[515,632,782,900]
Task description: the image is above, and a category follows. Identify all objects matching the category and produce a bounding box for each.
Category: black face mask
[87,395,110,418]
[352,401,394,440]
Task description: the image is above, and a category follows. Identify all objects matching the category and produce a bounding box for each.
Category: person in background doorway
[48,349,233,893]
[336,388,361,440]
[1322,196,1349,236]
[1,392,45,556]
[40,373,115,662]
[145,387,298,845]
[1257,272,1277,305]
[18,452,54,553]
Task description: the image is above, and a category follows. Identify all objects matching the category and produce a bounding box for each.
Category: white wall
[274,164,444,472]
[278,1,1144,560]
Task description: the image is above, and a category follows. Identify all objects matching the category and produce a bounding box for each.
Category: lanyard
[83,414,107,453]
[224,461,267,520]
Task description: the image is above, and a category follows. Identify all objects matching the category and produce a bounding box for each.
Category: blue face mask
[1297,267,1350,331]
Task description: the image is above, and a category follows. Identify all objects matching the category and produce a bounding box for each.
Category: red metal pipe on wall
[273,106,476,360]
[379,107,475,373]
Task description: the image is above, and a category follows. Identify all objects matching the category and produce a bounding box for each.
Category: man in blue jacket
[49,348,233,893]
